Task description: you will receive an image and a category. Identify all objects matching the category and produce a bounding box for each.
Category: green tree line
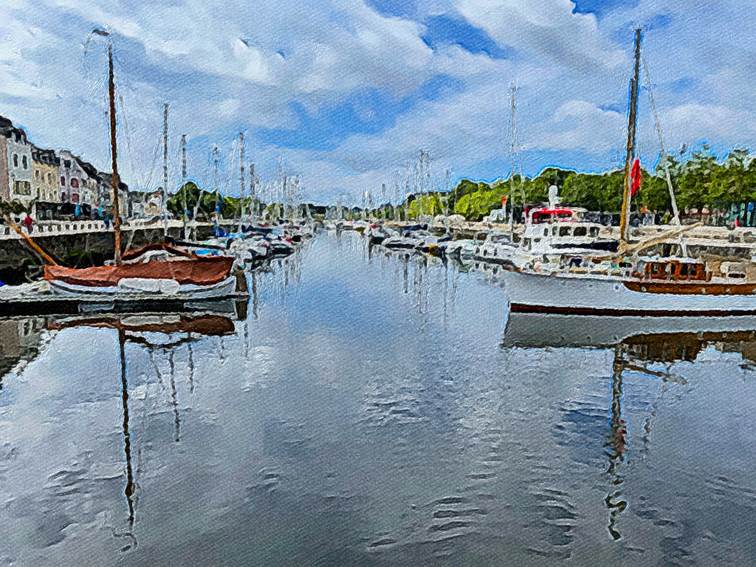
[365,147,756,221]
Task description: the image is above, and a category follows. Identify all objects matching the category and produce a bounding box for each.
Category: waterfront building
[0,115,33,207]
[74,157,100,207]
[128,189,163,218]
[31,146,60,209]
[58,150,86,204]
[58,151,100,208]
[98,172,129,217]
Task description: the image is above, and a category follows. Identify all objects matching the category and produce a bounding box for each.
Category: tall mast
[108,43,123,264]
[162,103,169,238]
[619,29,642,247]
[508,84,517,231]
[180,134,187,239]
[238,132,245,232]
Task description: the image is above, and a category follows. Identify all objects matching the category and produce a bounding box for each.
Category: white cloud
[454,0,625,71]
[1,0,756,203]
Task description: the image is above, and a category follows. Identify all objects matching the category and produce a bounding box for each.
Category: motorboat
[472,231,517,265]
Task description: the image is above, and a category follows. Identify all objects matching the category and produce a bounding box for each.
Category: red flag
[501,195,508,207]
[630,158,642,196]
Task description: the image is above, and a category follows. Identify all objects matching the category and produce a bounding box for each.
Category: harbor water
[2,232,756,565]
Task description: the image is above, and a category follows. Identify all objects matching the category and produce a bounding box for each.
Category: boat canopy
[529,207,576,224]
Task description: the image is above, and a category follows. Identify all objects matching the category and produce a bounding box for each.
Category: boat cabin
[635,259,709,282]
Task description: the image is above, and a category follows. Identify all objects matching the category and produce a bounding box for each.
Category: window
[34,170,39,180]
[589,227,599,237]
[70,178,79,188]
[48,173,53,184]
[13,180,31,196]
[60,176,66,186]
[63,159,71,168]
[13,154,18,168]
[22,155,27,169]
[559,226,571,237]
[574,226,587,237]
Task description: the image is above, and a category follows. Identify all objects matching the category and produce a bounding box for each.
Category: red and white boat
[40,37,236,301]
[44,244,235,299]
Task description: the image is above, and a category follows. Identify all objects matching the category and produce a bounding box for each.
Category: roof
[74,156,100,180]
[99,172,128,191]
[31,145,59,166]
[0,115,27,141]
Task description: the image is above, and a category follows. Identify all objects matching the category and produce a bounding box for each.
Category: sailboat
[43,35,235,299]
[500,29,756,316]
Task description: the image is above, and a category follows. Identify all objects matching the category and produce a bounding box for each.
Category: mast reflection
[502,313,756,540]
[47,311,237,551]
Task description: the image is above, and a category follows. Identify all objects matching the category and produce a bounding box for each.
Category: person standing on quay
[22,212,33,233]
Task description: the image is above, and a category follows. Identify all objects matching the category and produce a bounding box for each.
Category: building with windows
[75,157,100,207]
[98,172,129,217]
[0,115,33,207]
[31,146,60,206]
[58,150,87,204]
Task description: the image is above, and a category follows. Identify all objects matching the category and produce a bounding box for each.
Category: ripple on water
[524,486,577,560]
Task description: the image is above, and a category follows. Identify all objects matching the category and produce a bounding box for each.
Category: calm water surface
[2,233,756,566]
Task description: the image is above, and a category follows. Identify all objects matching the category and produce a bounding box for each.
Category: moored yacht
[501,29,756,316]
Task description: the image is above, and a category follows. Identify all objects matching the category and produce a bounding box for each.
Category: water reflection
[4,234,756,565]
[45,312,239,551]
[502,312,756,546]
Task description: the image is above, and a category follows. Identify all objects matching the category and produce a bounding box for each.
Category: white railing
[0,219,191,240]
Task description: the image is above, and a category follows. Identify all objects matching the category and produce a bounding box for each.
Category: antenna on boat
[619,28,642,249]
[249,162,256,223]
[212,145,220,224]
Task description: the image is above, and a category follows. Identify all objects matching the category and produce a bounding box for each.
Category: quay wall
[0,221,215,283]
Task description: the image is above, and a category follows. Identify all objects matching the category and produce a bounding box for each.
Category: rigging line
[139,137,162,193]
[118,94,141,190]
[642,56,680,224]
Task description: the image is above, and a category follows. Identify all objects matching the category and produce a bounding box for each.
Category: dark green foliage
[167,182,257,219]
[440,147,756,220]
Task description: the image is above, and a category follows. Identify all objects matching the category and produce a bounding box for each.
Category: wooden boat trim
[623,281,756,295]
[510,303,756,316]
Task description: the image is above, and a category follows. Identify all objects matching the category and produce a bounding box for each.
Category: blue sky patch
[422,15,509,59]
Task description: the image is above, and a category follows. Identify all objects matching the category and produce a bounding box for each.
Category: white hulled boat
[501,29,756,316]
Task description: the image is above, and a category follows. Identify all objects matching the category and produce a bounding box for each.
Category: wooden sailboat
[501,29,756,316]
[43,35,235,299]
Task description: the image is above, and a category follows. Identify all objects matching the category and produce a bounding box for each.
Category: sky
[1,0,755,204]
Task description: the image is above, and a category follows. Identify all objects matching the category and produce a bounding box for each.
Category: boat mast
[162,103,170,238]
[508,84,518,232]
[238,132,245,233]
[180,134,187,239]
[108,43,123,264]
[619,29,642,247]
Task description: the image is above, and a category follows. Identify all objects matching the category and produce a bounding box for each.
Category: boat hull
[47,275,238,300]
[44,256,234,288]
[501,269,756,316]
